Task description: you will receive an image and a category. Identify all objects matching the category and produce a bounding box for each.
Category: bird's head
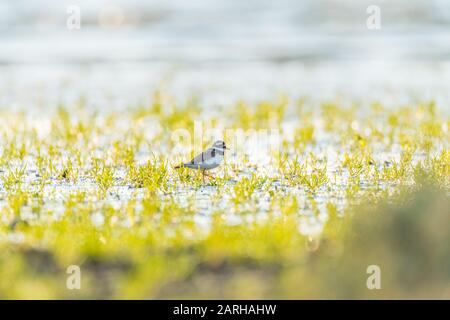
[212,140,227,151]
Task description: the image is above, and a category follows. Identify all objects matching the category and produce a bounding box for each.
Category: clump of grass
[233,173,267,203]
[127,157,168,193]
[286,154,329,193]
[2,164,27,192]
[6,189,29,221]
[90,159,114,192]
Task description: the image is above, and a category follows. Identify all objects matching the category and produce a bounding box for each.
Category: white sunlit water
[0,0,449,110]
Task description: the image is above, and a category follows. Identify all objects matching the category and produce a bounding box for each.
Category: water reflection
[0,0,449,63]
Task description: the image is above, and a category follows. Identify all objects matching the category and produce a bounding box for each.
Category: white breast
[203,154,223,168]
[207,154,223,165]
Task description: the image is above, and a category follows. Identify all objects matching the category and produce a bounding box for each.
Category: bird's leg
[204,171,213,179]
[202,169,205,184]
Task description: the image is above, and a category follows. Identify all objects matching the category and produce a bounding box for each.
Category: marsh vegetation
[0,94,448,298]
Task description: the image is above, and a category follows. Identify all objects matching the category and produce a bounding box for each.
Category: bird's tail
[174,164,183,169]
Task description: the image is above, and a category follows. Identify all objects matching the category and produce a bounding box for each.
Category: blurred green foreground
[0,99,448,299]
[0,181,448,299]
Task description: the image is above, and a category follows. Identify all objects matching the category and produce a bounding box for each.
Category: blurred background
[0,0,450,110]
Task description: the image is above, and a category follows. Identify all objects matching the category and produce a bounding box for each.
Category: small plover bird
[174,140,228,182]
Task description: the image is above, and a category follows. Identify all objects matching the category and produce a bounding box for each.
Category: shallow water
[0,0,449,242]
